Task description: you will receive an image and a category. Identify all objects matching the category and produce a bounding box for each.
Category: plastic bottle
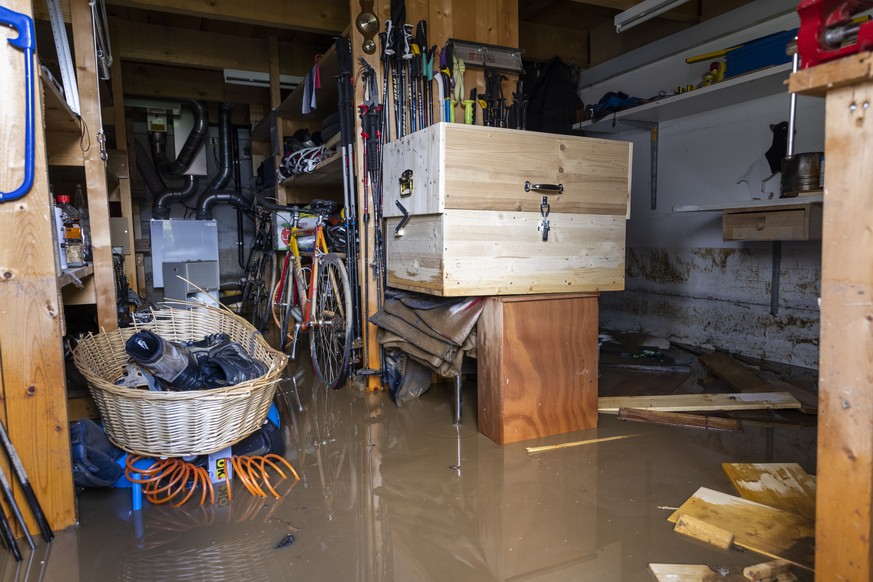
[75,184,92,262]
[57,194,85,267]
[52,197,68,270]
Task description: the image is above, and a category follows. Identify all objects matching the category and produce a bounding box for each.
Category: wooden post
[109,21,138,295]
[0,0,76,532]
[71,0,118,330]
[268,36,286,205]
[790,52,873,578]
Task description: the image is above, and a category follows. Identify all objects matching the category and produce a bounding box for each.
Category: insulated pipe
[195,191,252,220]
[205,103,234,193]
[150,99,209,176]
[137,140,199,219]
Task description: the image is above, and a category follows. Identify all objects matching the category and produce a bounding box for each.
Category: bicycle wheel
[309,253,352,389]
[242,250,276,333]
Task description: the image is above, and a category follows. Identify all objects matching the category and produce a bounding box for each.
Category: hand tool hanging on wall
[335,36,362,362]
[0,418,54,543]
[0,6,36,203]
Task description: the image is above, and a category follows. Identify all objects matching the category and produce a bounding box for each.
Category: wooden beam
[72,0,118,330]
[114,20,324,76]
[105,0,348,34]
[1,0,76,534]
[121,62,271,106]
[794,51,873,579]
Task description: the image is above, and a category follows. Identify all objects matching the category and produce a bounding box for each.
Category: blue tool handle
[0,6,35,203]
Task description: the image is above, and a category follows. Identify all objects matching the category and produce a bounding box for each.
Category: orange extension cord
[124,454,300,506]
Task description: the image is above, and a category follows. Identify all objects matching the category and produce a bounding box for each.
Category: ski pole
[0,419,53,542]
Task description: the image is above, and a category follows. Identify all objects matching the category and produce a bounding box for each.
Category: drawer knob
[524,181,563,194]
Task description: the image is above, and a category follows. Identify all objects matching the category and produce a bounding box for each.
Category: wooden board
[722,463,816,521]
[598,392,801,414]
[813,67,873,580]
[699,352,818,414]
[0,0,76,534]
[618,408,742,432]
[382,123,631,218]
[668,487,815,571]
[478,294,598,445]
[648,563,798,582]
[385,210,626,297]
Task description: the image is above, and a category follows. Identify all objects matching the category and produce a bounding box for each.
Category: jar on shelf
[57,195,85,268]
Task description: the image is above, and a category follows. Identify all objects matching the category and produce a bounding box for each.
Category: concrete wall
[580,7,824,369]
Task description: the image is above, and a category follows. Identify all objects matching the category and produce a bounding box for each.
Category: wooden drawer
[382,123,632,296]
[722,203,823,241]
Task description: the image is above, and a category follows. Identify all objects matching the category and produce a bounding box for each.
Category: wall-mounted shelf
[41,67,80,134]
[251,42,340,143]
[574,63,792,134]
[673,192,822,213]
[674,194,823,242]
[279,151,342,188]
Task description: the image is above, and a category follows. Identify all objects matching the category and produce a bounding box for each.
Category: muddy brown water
[0,363,817,581]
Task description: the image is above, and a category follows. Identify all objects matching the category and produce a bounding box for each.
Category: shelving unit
[574,63,792,134]
[251,41,340,143]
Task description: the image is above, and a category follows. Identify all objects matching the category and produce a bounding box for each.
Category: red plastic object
[798,0,873,68]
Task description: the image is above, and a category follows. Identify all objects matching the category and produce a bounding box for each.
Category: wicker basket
[72,305,287,457]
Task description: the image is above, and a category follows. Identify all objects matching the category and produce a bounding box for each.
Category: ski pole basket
[72,305,288,457]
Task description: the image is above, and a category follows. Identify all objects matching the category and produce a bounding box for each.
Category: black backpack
[525,56,582,135]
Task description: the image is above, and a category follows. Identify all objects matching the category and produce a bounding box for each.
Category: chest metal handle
[524,181,563,194]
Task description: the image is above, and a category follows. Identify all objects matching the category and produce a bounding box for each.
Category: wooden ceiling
[36,0,752,116]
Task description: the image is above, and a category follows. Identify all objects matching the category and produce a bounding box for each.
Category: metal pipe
[138,141,199,219]
[195,190,252,220]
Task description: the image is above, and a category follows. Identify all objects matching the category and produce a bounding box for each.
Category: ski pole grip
[524,181,563,194]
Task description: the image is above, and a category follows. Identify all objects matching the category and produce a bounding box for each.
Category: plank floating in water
[618,407,742,432]
[722,462,816,520]
[668,487,814,571]
[598,392,801,414]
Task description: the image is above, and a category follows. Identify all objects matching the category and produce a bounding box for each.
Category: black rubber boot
[125,330,204,391]
[200,341,268,388]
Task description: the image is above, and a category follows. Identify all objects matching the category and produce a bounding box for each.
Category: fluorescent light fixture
[223,69,302,90]
[614,0,692,33]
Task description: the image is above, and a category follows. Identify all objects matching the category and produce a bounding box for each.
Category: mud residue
[772,313,817,331]
[692,248,736,270]
[628,248,689,284]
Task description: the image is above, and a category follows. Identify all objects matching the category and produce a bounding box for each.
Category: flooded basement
[0,360,817,581]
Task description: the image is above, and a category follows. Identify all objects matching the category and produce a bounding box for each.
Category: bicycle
[271,201,352,389]
[236,208,276,333]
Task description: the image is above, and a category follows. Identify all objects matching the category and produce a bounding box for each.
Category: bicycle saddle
[306,199,338,217]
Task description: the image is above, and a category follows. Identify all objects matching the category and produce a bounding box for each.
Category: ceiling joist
[105,0,348,34]
[115,21,326,76]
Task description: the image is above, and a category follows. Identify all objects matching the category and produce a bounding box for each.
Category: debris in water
[276,533,295,549]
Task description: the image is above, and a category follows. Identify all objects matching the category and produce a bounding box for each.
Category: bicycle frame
[276,212,332,355]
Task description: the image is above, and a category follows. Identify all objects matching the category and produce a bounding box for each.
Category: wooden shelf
[57,264,93,289]
[40,67,80,134]
[673,193,823,213]
[280,151,343,188]
[575,63,792,134]
[251,42,340,143]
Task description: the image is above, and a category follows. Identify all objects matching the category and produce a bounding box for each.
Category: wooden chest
[381,123,632,297]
